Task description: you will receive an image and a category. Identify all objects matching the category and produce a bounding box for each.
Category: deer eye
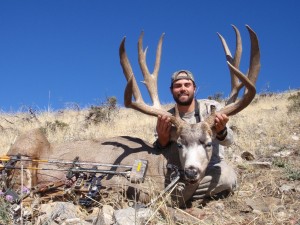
[205,142,212,148]
[177,143,183,149]
[199,140,205,145]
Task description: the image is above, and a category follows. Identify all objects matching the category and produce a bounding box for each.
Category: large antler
[119,32,184,128]
[217,25,260,116]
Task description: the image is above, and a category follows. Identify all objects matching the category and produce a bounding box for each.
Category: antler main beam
[217,25,261,116]
[217,25,242,104]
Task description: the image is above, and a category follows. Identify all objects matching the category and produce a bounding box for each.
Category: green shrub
[286,166,300,181]
[0,195,12,224]
[273,158,300,180]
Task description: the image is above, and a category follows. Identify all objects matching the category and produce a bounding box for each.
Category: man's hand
[156,115,171,147]
[214,113,229,133]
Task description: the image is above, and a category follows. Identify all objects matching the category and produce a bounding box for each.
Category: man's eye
[173,84,182,89]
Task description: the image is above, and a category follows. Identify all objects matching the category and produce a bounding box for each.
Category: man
[154,70,237,204]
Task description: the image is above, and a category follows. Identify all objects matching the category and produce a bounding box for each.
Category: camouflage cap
[171,70,195,85]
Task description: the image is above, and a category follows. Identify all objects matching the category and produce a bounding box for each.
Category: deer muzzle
[184,166,200,183]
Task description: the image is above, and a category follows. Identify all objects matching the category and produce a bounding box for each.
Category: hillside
[0,90,299,224]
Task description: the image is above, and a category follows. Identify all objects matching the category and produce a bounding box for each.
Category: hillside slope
[0,90,299,224]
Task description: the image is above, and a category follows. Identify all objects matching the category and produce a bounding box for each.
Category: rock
[273,150,293,157]
[36,202,88,225]
[95,205,115,225]
[276,211,288,221]
[85,207,103,225]
[279,184,296,193]
[232,154,243,163]
[291,135,299,141]
[295,184,300,192]
[268,145,279,151]
[214,202,225,210]
[245,197,281,213]
[114,207,152,225]
[63,218,86,225]
[169,207,204,223]
[246,199,269,212]
[252,209,263,215]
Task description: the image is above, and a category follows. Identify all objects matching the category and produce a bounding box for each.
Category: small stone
[252,209,263,215]
[279,184,295,193]
[273,150,293,157]
[214,202,225,210]
[276,211,287,220]
[291,135,299,141]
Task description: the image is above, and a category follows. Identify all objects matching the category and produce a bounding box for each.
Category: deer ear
[204,114,216,129]
[170,127,179,141]
[210,105,216,114]
[204,105,217,129]
[169,122,185,141]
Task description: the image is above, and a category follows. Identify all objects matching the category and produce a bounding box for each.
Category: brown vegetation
[0,91,299,224]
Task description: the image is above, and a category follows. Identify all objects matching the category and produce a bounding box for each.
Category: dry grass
[0,90,299,224]
[0,107,158,154]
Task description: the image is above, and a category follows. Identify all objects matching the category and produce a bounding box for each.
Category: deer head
[119,25,260,183]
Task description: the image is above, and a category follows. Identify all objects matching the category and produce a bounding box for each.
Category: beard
[173,93,195,106]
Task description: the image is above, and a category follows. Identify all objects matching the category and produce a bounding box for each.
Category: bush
[0,193,13,224]
[287,91,300,113]
[273,158,300,181]
[85,96,118,124]
[208,92,224,103]
[45,120,69,132]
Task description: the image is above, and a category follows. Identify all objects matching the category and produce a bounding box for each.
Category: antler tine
[218,25,261,117]
[245,25,260,88]
[218,25,243,104]
[120,33,183,128]
[119,37,143,105]
[138,32,164,109]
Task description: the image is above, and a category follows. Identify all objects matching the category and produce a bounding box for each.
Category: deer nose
[184,166,199,181]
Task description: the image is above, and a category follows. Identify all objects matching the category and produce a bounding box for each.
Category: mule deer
[6,25,260,206]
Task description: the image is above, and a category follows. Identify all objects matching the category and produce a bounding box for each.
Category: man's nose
[180,86,187,92]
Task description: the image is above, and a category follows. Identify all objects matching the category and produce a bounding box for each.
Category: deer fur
[7,128,198,206]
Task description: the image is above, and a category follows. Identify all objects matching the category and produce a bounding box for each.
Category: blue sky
[0,1,299,111]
